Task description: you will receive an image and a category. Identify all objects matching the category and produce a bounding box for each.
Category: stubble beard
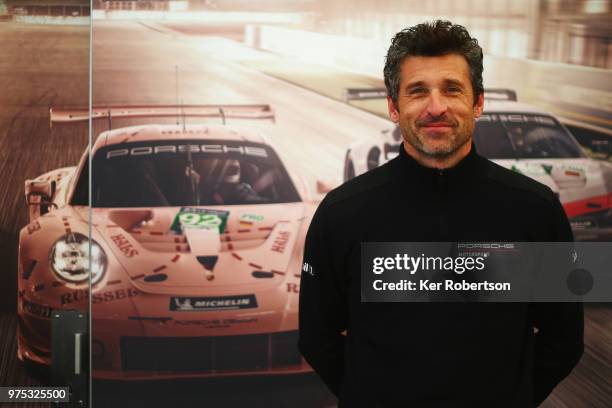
[401,121,473,159]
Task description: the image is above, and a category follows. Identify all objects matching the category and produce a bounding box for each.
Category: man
[211,160,266,204]
[298,20,583,407]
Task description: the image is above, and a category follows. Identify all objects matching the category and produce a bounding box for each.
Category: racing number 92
[179,213,222,229]
[171,208,230,234]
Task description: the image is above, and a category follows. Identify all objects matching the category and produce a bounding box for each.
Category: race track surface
[0,22,88,405]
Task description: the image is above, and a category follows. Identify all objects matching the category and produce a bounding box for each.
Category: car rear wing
[343,88,387,102]
[49,104,276,128]
[342,87,518,102]
[483,89,517,101]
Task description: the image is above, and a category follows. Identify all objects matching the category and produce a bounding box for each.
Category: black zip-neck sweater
[299,143,583,407]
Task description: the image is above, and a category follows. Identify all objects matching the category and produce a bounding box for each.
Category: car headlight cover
[49,233,107,285]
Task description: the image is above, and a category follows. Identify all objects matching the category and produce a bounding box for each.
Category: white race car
[18,105,317,379]
[343,90,612,241]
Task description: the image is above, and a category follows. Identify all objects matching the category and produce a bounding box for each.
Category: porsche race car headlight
[49,233,107,285]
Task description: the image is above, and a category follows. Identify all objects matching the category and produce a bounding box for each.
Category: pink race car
[17,105,319,379]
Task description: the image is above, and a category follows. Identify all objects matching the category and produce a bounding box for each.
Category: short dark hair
[383,20,483,106]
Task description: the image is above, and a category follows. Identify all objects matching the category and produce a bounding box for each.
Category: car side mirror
[25,180,57,215]
[591,140,611,159]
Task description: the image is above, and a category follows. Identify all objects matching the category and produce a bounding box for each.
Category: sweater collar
[396,141,481,176]
[391,141,485,192]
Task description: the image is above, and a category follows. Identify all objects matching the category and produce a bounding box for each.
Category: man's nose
[426,90,448,117]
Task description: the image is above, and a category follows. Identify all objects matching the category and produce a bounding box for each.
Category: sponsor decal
[171,207,229,234]
[60,289,88,305]
[128,316,172,323]
[174,317,258,328]
[286,283,299,293]
[271,231,290,253]
[93,288,140,304]
[106,144,268,159]
[61,288,140,305]
[170,294,257,311]
[240,214,264,221]
[239,213,265,226]
[110,233,139,257]
[23,299,53,318]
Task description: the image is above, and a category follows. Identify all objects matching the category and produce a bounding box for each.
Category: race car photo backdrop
[89,1,612,407]
[1,0,611,407]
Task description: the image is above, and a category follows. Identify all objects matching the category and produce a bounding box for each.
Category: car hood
[73,203,310,295]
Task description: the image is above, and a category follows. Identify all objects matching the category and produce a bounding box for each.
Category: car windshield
[473,113,585,159]
[84,140,301,207]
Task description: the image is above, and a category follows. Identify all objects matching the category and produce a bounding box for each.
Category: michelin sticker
[171,207,229,234]
[170,294,257,311]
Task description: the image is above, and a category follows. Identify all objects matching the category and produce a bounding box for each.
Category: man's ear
[473,92,484,118]
[387,96,399,123]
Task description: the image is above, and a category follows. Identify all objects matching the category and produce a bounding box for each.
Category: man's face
[387,53,484,159]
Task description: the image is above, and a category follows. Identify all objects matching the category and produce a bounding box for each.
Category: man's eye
[408,87,426,95]
[447,87,461,93]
